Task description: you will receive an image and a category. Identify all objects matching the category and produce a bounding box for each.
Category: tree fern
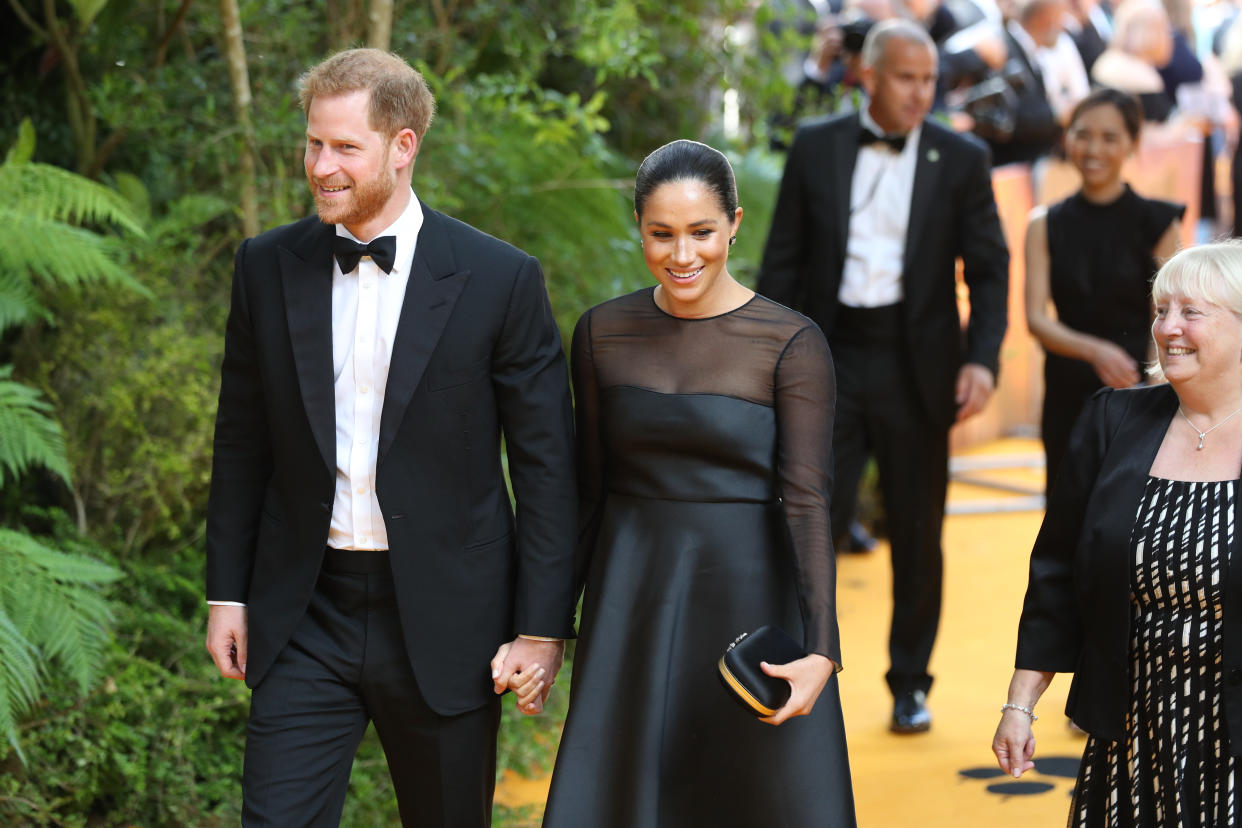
[0,529,120,754]
[0,366,70,487]
[0,120,137,759]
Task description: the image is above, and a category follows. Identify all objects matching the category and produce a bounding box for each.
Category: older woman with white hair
[993,240,1242,825]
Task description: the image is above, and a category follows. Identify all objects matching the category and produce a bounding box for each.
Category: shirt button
[356,486,366,495]
[363,281,374,289]
[1230,668,1242,686]
[359,386,369,394]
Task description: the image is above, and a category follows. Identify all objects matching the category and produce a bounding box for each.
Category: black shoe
[837,521,878,553]
[890,690,932,733]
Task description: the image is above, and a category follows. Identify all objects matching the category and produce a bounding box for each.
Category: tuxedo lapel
[903,125,943,276]
[279,221,337,474]
[832,114,861,250]
[378,205,470,460]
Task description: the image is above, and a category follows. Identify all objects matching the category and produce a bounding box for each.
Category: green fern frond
[0,270,45,333]
[0,368,70,486]
[0,213,148,296]
[0,608,43,738]
[0,528,119,746]
[0,157,144,238]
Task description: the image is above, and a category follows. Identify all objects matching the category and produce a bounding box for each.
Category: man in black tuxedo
[203,49,576,826]
[758,19,1008,733]
[988,0,1070,166]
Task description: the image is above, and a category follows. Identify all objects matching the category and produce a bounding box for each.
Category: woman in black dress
[1024,87,1182,492]
[532,140,855,826]
[993,240,1242,826]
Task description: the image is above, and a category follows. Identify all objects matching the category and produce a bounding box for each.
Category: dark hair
[1068,87,1144,140]
[633,140,739,219]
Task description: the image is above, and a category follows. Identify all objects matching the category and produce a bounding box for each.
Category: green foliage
[0,367,70,488]
[0,118,146,492]
[0,525,120,755]
[0,543,247,826]
[0,120,146,297]
[15,186,232,552]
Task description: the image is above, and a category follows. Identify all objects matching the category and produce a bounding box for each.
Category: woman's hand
[507,663,551,713]
[992,708,1037,778]
[758,653,835,726]
[1089,340,1140,389]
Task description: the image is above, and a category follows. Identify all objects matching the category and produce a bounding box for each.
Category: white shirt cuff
[207,600,247,607]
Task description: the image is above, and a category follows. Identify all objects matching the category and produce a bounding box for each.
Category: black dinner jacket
[205,202,577,716]
[757,112,1010,426]
[1016,383,1242,751]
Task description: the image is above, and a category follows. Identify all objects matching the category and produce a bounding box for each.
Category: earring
[729,236,737,246]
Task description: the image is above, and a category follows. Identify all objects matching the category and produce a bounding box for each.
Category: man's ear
[860,69,875,97]
[392,128,419,171]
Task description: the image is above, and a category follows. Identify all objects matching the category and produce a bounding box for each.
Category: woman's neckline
[648,286,759,321]
[1075,182,1131,208]
[1147,474,1237,485]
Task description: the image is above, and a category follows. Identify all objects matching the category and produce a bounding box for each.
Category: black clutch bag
[717,626,805,717]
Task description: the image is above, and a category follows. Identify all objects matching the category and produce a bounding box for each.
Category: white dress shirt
[1041,32,1090,122]
[207,191,424,608]
[839,109,920,308]
[328,191,424,550]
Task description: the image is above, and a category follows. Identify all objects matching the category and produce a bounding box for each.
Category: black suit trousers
[829,307,948,696]
[242,551,501,827]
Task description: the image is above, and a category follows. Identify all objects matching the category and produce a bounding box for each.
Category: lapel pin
[926,148,940,163]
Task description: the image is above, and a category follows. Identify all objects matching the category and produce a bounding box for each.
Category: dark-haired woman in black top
[534,140,855,827]
[1025,87,1182,493]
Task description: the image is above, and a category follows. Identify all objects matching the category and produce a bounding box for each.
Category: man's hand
[955,362,996,422]
[490,637,565,715]
[206,604,248,680]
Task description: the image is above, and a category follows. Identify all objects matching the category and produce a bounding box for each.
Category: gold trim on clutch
[718,657,778,716]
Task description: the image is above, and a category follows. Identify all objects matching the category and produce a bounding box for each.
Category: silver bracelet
[1001,702,1038,722]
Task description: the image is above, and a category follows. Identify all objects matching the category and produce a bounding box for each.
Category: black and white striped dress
[1071,476,1238,827]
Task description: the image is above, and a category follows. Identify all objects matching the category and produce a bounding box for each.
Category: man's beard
[308,160,397,229]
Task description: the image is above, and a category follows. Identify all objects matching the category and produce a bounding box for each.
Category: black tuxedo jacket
[1017,383,1242,752]
[757,113,1009,426]
[205,203,577,716]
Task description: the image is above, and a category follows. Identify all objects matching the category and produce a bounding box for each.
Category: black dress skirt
[542,289,856,827]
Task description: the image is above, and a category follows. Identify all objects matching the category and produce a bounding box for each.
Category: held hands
[758,653,835,726]
[1090,340,1141,389]
[955,363,996,422]
[491,637,565,715]
[206,604,248,680]
[992,708,1037,778]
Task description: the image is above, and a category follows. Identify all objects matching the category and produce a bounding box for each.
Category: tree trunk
[367,0,393,51]
[218,0,260,238]
[327,0,366,50]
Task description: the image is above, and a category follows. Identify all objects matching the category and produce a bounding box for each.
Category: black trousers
[242,548,501,827]
[829,305,948,697]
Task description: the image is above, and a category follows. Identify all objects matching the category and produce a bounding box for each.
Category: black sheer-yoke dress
[1042,186,1183,491]
[542,289,856,828]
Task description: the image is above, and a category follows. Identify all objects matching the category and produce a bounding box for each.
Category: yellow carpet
[496,438,1083,826]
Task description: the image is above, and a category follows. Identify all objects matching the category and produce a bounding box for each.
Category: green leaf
[0,367,71,486]
[68,0,109,29]
[5,119,35,166]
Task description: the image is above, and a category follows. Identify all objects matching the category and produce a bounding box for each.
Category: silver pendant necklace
[1178,405,1242,450]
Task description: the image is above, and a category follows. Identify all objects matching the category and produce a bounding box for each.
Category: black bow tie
[333,235,397,274]
[858,128,907,153]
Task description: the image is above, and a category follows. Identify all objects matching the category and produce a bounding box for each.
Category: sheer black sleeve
[570,308,605,596]
[774,324,842,667]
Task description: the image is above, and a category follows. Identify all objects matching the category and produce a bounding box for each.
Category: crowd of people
[200,5,1242,824]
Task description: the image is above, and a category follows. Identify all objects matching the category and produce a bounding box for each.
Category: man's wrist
[517,634,562,642]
